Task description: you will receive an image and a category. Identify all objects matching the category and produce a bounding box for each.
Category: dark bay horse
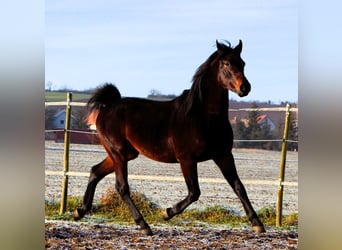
[74,40,266,235]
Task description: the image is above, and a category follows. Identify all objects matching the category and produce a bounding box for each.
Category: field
[45,91,91,102]
[45,141,298,215]
[45,141,298,249]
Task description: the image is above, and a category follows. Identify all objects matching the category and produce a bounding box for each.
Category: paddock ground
[45,141,298,215]
[45,141,298,249]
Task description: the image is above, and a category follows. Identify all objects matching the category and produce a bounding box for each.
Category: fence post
[276,103,291,227]
[59,92,72,215]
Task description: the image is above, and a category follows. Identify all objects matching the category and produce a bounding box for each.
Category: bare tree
[45,81,53,91]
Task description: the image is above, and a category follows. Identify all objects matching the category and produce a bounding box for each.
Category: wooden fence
[45,93,298,227]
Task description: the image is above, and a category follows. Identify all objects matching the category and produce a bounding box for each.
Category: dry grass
[45,188,298,229]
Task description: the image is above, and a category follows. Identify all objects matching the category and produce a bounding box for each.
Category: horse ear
[234,40,243,54]
[216,40,226,52]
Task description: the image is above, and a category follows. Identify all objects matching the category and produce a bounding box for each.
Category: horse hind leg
[114,158,153,236]
[73,156,114,220]
[213,154,266,234]
[163,160,201,220]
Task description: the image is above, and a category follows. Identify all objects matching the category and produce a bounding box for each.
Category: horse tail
[86,83,121,129]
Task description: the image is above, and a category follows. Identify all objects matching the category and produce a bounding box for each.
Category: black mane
[181,41,234,114]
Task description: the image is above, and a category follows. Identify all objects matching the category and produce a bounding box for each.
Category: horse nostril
[240,83,250,95]
[240,84,246,92]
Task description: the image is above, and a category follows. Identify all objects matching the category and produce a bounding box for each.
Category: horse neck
[182,55,229,117]
[201,73,229,117]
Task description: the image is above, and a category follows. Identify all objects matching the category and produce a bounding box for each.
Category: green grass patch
[256,206,298,229]
[45,190,298,230]
[45,197,83,220]
[180,206,247,227]
[45,91,91,102]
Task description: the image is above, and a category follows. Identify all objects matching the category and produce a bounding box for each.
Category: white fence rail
[45,94,298,226]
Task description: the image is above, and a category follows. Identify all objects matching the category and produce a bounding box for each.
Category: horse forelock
[86,109,99,130]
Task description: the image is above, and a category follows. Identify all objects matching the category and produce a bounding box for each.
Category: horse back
[96,97,178,163]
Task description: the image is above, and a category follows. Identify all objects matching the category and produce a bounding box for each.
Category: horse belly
[131,139,177,163]
[118,99,177,163]
[126,130,177,163]
[141,146,177,163]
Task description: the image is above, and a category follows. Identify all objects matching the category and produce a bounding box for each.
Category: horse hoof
[253,225,266,235]
[162,209,171,221]
[73,209,83,221]
[140,227,153,236]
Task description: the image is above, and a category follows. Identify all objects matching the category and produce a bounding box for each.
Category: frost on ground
[45,141,298,249]
[45,141,298,215]
[45,221,298,249]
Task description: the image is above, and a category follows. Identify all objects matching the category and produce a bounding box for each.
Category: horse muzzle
[238,81,251,97]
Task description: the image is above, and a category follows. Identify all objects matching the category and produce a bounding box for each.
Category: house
[49,109,98,144]
[52,109,76,129]
[227,100,295,131]
[256,114,276,131]
[230,114,276,131]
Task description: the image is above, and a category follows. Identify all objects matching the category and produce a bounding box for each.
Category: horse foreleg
[163,160,200,220]
[114,160,153,236]
[73,156,114,220]
[214,154,266,234]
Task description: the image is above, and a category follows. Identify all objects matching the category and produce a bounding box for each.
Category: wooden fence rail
[45,93,298,226]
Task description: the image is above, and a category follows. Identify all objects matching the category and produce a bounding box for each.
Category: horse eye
[222,61,230,67]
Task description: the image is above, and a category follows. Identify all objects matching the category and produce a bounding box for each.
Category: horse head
[216,40,251,97]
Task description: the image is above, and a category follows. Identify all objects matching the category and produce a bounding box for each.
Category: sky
[45,0,297,103]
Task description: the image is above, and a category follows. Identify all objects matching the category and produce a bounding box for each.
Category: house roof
[230,114,273,127]
[256,114,267,123]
